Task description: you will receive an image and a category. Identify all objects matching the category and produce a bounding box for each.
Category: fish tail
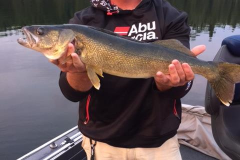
[208,62,240,106]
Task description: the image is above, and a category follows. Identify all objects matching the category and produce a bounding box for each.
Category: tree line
[0,0,239,35]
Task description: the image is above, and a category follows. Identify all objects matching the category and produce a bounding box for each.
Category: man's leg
[82,135,128,160]
[135,135,182,160]
[82,135,182,160]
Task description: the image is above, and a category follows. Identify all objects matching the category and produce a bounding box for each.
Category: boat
[17,35,240,160]
[17,126,86,160]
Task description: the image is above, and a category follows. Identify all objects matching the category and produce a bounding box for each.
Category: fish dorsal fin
[153,39,195,57]
[88,26,120,37]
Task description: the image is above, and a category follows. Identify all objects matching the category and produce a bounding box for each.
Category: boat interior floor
[180,145,217,160]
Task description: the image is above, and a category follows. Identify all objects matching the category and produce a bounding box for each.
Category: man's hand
[50,43,92,92]
[49,43,86,74]
[154,45,206,91]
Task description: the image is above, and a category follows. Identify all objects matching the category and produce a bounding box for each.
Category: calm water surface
[0,0,240,159]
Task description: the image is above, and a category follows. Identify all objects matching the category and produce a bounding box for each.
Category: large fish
[18,24,240,106]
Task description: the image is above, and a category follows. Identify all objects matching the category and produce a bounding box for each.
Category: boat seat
[205,35,240,160]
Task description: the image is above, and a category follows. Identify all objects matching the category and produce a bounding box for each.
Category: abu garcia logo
[128,21,158,41]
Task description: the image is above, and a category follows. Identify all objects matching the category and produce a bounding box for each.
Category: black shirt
[59,0,192,148]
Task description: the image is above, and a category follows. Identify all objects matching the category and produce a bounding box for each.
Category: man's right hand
[49,43,86,73]
[50,43,93,92]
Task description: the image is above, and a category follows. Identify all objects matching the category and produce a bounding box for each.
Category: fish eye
[36,28,44,35]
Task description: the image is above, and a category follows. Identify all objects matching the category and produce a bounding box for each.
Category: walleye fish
[17,24,240,106]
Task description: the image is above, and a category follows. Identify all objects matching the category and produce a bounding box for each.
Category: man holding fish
[54,0,204,160]
[18,0,209,159]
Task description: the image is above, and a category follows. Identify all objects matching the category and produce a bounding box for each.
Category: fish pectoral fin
[58,29,75,48]
[86,65,101,90]
[153,39,195,57]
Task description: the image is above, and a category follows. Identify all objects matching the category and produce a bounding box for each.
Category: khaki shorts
[82,135,182,160]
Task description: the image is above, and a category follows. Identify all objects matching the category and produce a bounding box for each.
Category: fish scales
[73,26,180,76]
[78,28,209,77]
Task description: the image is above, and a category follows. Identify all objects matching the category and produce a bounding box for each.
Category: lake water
[0,0,240,159]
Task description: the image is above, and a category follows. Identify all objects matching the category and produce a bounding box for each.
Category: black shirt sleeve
[152,79,193,99]
[59,72,91,102]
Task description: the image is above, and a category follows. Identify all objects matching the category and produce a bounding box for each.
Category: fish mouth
[17,27,39,48]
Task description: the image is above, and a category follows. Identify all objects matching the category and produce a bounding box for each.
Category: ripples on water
[0,0,240,159]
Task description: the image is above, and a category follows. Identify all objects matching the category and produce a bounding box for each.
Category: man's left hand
[154,45,206,91]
